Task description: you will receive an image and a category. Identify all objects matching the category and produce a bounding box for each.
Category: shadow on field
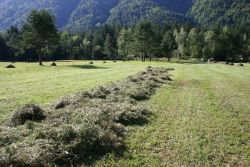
[170,61,206,64]
[68,64,109,69]
[57,60,73,62]
[71,146,127,167]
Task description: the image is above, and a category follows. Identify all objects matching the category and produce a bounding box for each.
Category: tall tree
[22,9,58,65]
[187,28,203,60]
[117,28,133,60]
[174,27,188,59]
[92,32,104,60]
[161,29,176,61]
[0,33,8,60]
[60,31,72,59]
[103,34,116,60]
[203,30,217,60]
[219,26,235,61]
[82,35,93,60]
[149,26,162,61]
[71,34,81,60]
[5,26,22,61]
[134,21,154,62]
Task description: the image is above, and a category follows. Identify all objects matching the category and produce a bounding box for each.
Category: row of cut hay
[0,67,173,167]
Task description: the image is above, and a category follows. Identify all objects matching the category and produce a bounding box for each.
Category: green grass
[95,63,250,166]
[0,61,249,166]
[0,60,162,121]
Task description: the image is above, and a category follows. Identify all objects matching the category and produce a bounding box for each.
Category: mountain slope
[0,0,193,31]
[190,0,250,27]
[64,0,119,32]
[0,0,249,32]
[106,0,191,26]
[0,0,80,29]
[154,0,194,14]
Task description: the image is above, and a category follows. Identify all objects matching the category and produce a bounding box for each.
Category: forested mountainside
[106,0,191,27]
[190,0,250,27]
[154,0,194,13]
[64,0,119,32]
[0,0,80,29]
[0,0,249,32]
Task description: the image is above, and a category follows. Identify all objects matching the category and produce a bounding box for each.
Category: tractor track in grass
[96,64,250,167]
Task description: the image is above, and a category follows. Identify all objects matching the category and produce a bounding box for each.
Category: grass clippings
[0,67,173,167]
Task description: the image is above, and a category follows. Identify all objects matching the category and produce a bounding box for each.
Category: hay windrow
[0,67,173,166]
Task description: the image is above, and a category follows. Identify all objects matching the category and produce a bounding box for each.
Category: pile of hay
[0,67,173,166]
[50,62,57,66]
[5,104,46,127]
[5,64,16,68]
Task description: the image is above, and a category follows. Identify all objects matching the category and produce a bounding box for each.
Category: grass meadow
[0,61,249,166]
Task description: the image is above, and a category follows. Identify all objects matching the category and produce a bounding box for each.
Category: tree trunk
[39,55,43,66]
[167,55,171,62]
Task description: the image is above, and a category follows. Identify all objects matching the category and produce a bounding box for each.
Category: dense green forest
[106,0,191,27]
[1,0,249,32]
[0,0,250,63]
[0,0,193,32]
[191,0,250,27]
[0,9,249,63]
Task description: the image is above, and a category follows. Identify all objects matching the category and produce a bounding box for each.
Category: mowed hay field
[0,61,250,166]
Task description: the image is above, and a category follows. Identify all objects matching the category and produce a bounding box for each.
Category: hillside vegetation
[191,0,250,27]
[106,0,190,27]
[0,0,192,31]
[0,0,80,29]
[0,0,249,31]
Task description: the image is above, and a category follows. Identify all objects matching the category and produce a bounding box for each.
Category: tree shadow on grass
[170,60,207,64]
[68,64,109,69]
[56,60,73,62]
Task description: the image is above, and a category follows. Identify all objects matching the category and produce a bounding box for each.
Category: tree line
[0,9,249,64]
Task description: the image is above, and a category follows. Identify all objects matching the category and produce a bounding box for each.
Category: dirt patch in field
[0,67,173,167]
